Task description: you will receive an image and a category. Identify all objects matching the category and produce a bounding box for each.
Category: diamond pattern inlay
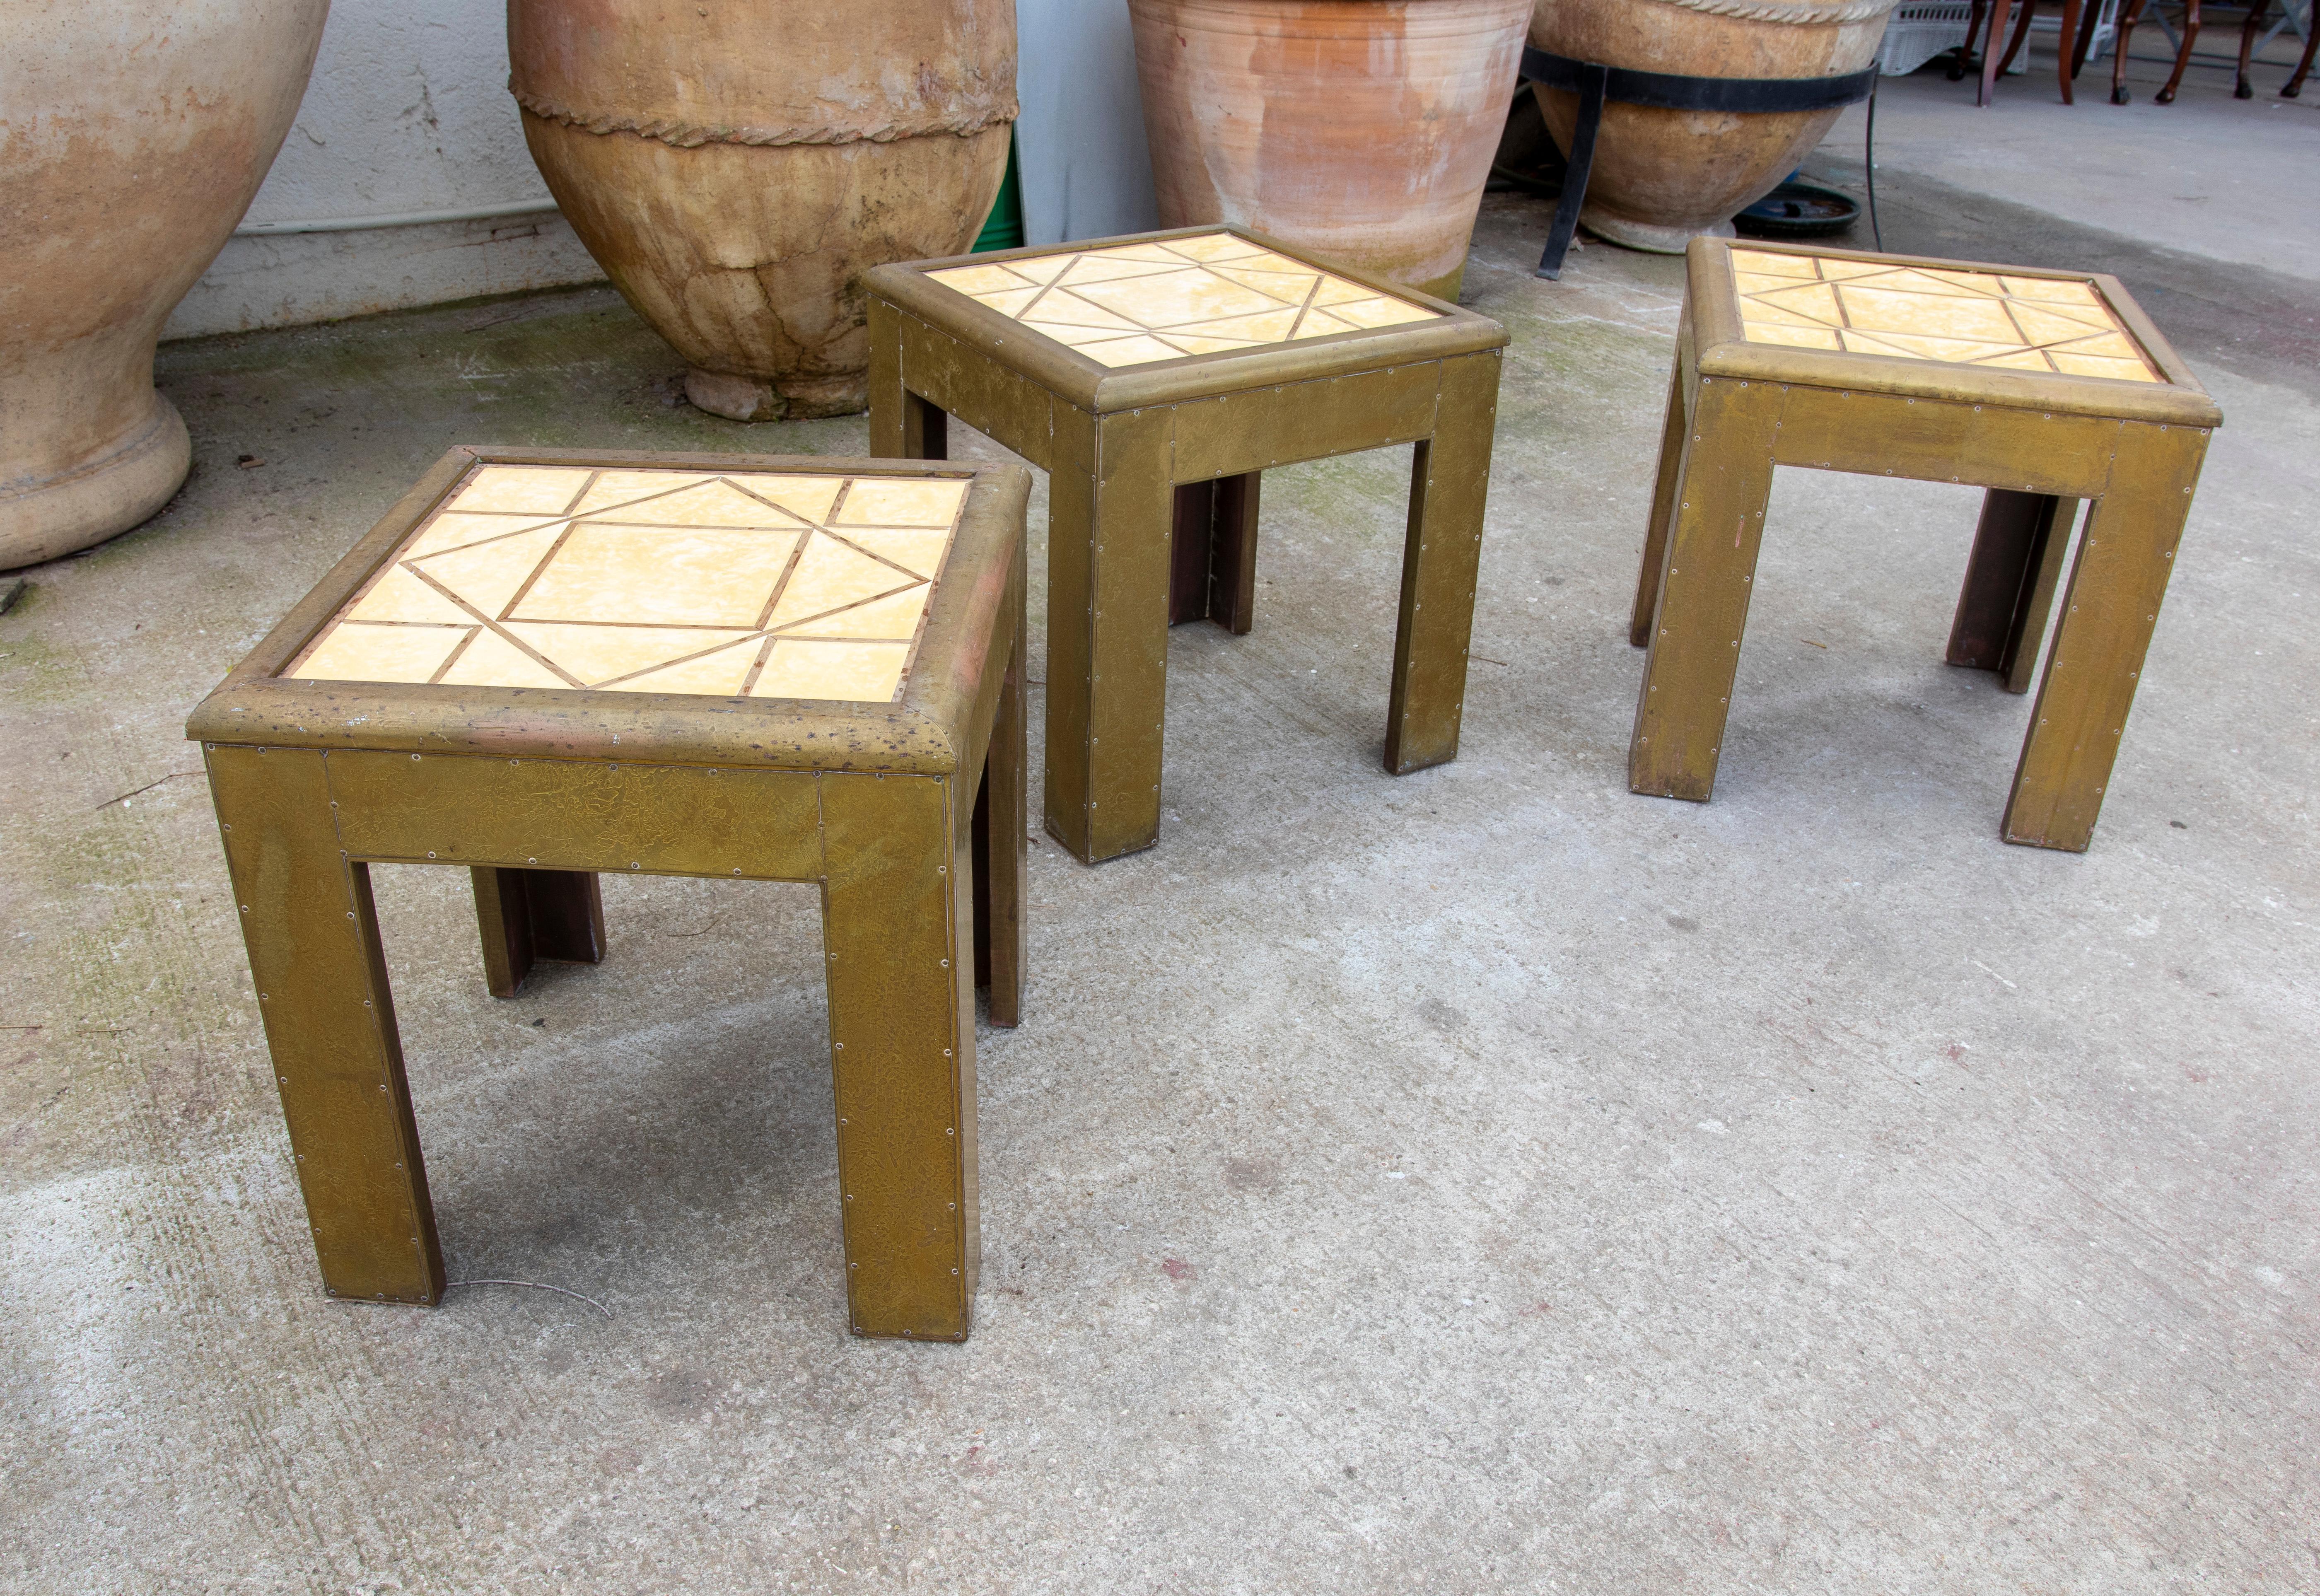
[927,233,1441,368]
[1729,249,2160,383]
[284,464,971,703]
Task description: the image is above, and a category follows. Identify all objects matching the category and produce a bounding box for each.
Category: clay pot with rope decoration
[507,0,1015,420]
[1528,0,1895,253]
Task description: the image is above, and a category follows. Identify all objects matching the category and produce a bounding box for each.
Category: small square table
[1632,239,2222,850]
[865,227,1509,864]
[187,447,1030,1340]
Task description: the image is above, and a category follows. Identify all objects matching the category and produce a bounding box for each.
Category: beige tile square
[509,524,799,628]
[833,478,970,528]
[596,636,763,697]
[929,263,1038,297]
[502,623,752,687]
[1836,285,2023,343]
[436,628,570,689]
[1730,249,1819,279]
[751,639,910,703]
[1070,271,1282,327]
[447,466,594,515]
[778,585,931,640]
[345,565,473,626]
[1080,335,1197,367]
[766,535,918,629]
[288,622,468,684]
[838,526,951,579]
[409,523,567,619]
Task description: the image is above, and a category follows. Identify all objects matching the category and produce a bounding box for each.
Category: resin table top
[925,232,1440,368]
[284,464,969,704]
[1729,249,2159,384]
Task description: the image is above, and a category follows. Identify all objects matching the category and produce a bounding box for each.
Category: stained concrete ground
[5,36,2317,1596]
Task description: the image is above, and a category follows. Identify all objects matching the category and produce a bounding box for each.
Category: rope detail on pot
[510,87,1021,149]
[1631,0,1895,23]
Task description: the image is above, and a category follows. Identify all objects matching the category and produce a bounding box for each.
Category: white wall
[1015,0,1159,246]
[165,0,1166,339]
[163,0,602,340]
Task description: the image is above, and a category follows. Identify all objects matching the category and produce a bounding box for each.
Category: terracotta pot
[1127,0,1531,302]
[509,0,1016,421]
[0,0,328,570]
[1528,0,1893,253]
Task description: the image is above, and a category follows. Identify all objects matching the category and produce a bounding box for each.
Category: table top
[285,463,968,705]
[188,449,1029,773]
[867,226,1508,415]
[1728,248,2157,384]
[924,232,1439,369]
[1681,239,2217,427]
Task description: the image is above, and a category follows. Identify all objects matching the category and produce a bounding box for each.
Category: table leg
[1044,408,1174,863]
[1168,472,1262,633]
[820,771,978,1339]
[1386,350,1499,775]
[973,556,1027,1027]
[868,308,948,461]
[1633,360,1693,647]
[203,744,444,1305]
[1948,490,2077,693]
[470,867,604,998]
[2003,421,2208,850]
[1628,376,1783,801]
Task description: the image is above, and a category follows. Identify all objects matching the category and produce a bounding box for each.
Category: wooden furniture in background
[1630,240,2221,851]
[188,447,1031,1341]
[867,227,1508,864]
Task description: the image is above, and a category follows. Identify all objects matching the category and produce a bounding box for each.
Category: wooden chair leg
[2060,0,2085,98]
[2159,0,2202,99]
[2236,0,2268,94]
[2287,7,2320,94]
[2114,0,2145,99]
[1984,0,2018,100]
[1998,0,2041,74]
[1954,0,1991,77]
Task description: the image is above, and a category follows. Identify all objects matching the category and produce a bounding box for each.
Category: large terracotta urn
[0,0,328,570]
[1529,0,1894,253]
[508,0,1016,422]
[1127,0,1531,302]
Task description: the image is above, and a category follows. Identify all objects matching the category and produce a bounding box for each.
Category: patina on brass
[1632,238,2222,852]
[186,446,1031,1340]
[865,225,1509,864]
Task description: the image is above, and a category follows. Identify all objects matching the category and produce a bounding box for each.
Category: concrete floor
[5,47,2318,1595]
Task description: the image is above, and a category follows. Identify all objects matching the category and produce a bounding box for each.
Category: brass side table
[1632,239,2222,851]
[864,227,1509,864]
[187,447,1030,1341]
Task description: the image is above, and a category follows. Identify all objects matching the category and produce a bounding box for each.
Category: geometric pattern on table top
[1729,249,2160,384]
[283,464,970,705]
[926,231,1440,369]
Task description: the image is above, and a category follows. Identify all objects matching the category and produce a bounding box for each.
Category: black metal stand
[1522,46,1879,281]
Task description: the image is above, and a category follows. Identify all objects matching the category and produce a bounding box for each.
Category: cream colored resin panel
[1730,249,2159,383]
[285,465,970,703]
[927,232,1440,367]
